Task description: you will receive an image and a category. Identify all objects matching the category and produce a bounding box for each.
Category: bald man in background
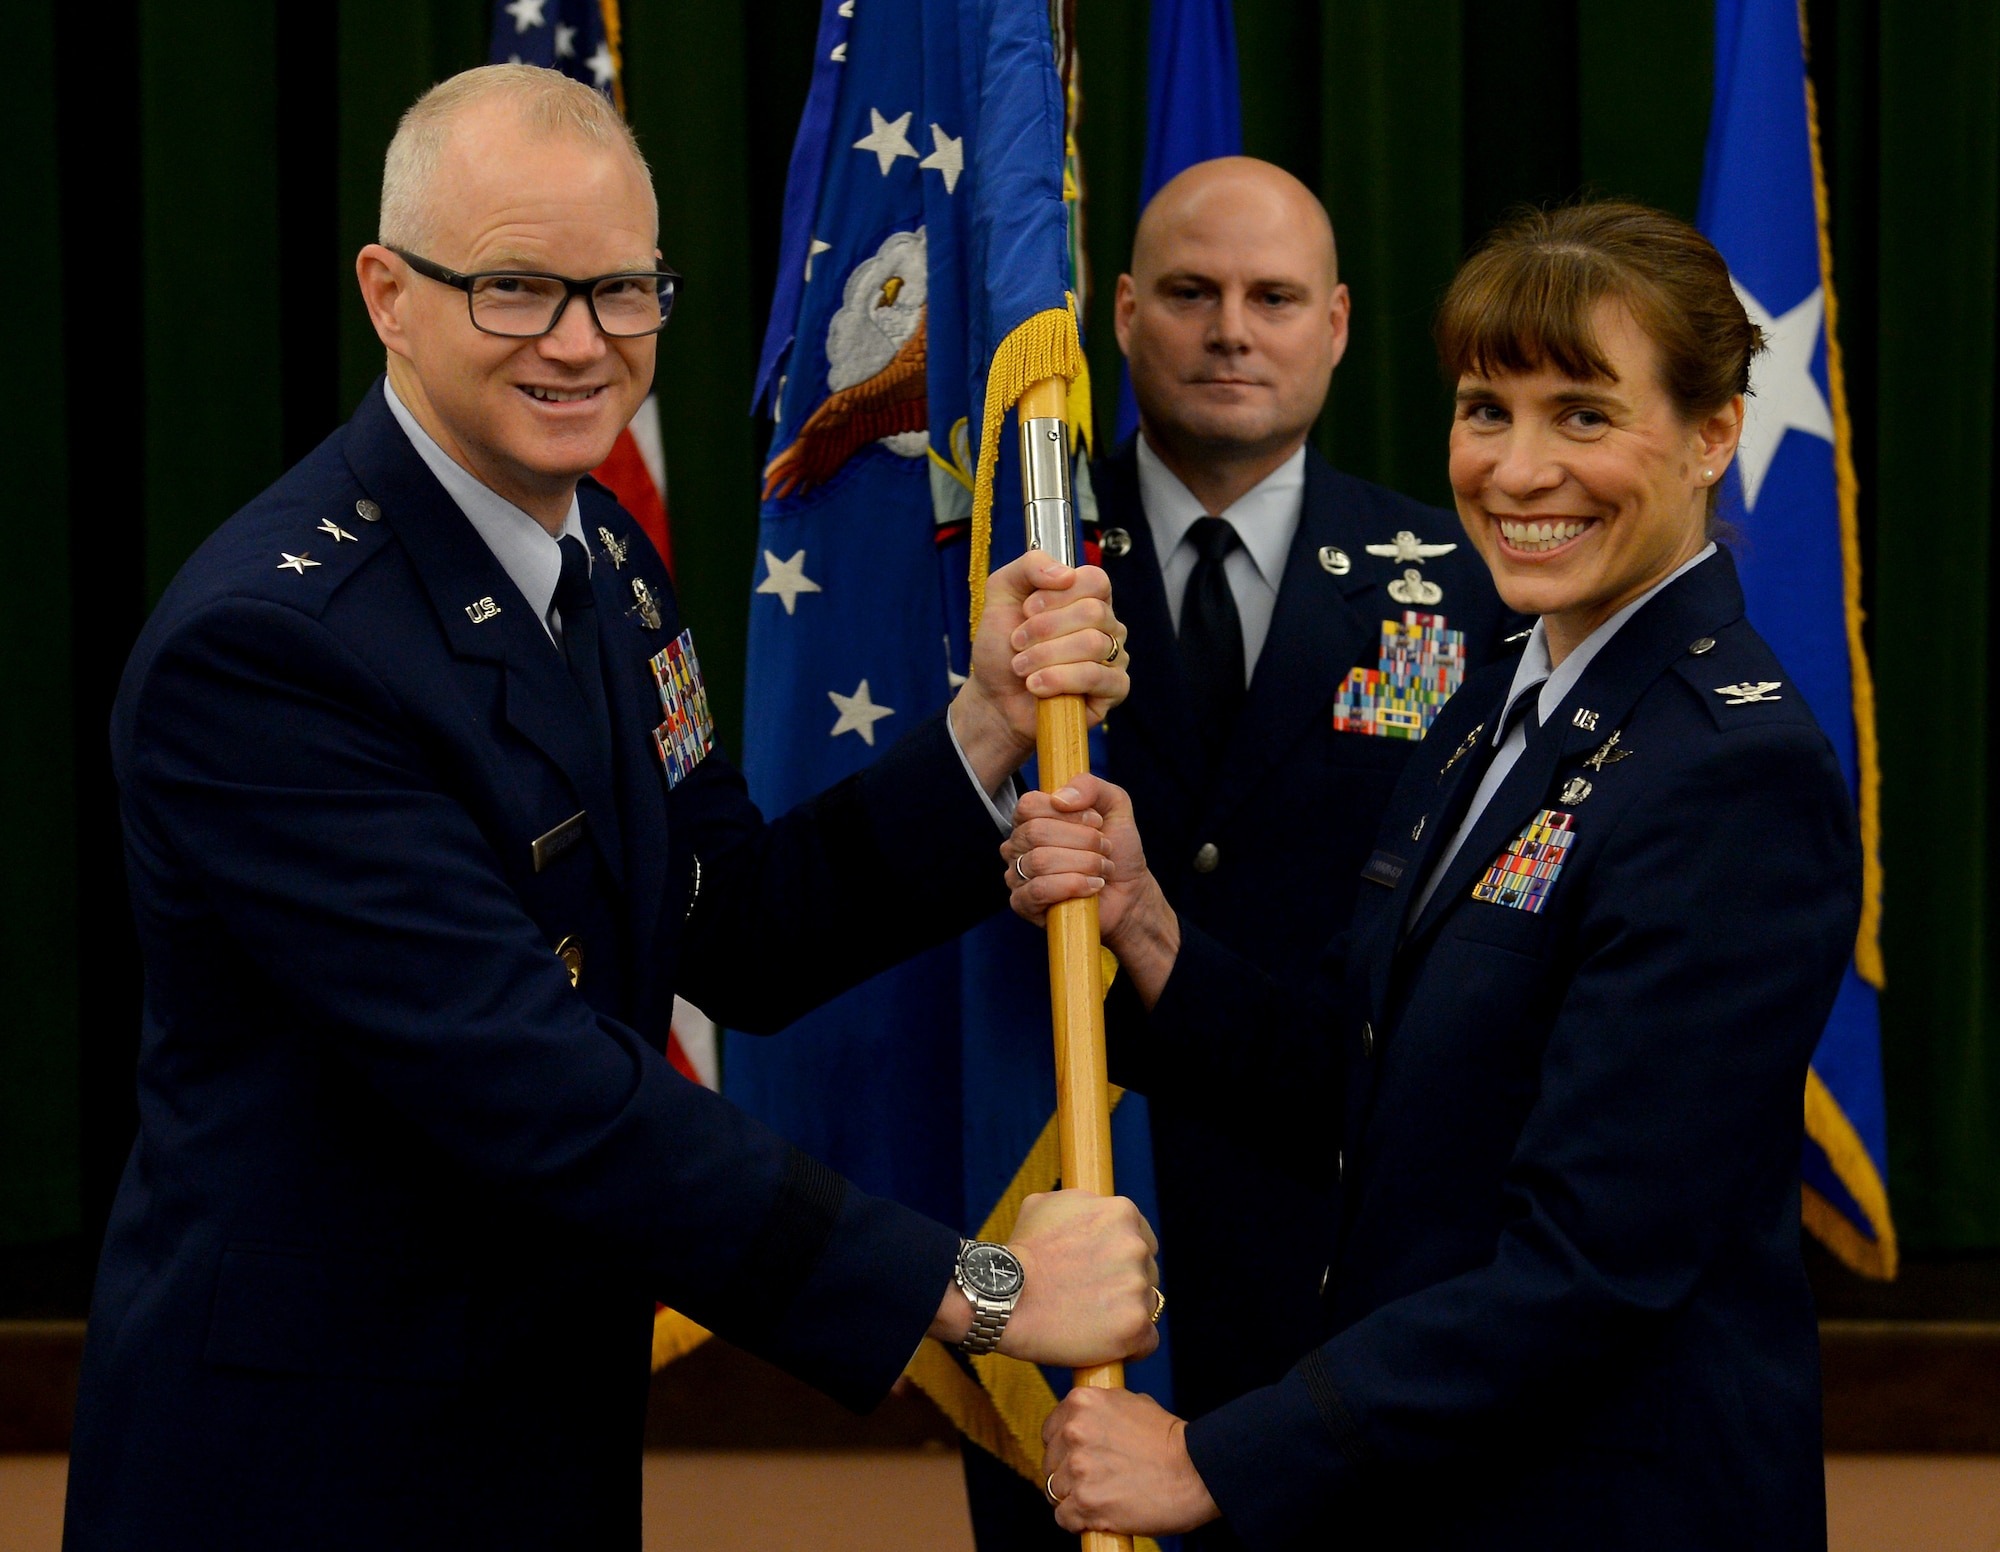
[1059,159,1523,1550]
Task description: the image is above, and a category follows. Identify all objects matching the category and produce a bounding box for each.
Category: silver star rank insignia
[1583,730,1634,771]
[277,552,320,574]
[1715,681,1783,705]
[629,577,663,630]
[317,519,357,543]
[597,527,629,569]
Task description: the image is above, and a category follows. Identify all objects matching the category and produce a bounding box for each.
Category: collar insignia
[1715,681,1783,705]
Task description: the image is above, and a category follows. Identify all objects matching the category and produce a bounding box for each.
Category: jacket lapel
[341,383,625,884]
[1205,451,1380,826]
[1093,445,1207,798]
[595,576,674,1024]
[1402,548,1748,949]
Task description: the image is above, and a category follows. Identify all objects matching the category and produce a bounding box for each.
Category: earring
[1702,468,1714,481]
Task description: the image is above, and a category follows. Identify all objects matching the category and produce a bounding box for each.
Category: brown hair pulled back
[1436,201,1764,521]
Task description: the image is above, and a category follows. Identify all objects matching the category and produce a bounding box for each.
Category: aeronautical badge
[649,628,716,788]
[597,526,629,569]
[628,577,663,631]
[1715,680,1783,705]
[1583,730,1633,771]
[1333,612,1465,740]
[1365,530,1457,564]
[1471,808,1576,915]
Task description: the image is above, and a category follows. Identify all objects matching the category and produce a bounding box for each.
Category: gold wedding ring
[1149,1287,1166,1325]
[1047,1471,1065,1504]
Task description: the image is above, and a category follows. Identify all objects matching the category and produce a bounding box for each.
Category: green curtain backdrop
[7,0,1999,1290]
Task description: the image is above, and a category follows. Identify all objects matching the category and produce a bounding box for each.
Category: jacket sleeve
[1181,727,1861,1546]
[122,598,958,1411]
[667,711,1010,1034]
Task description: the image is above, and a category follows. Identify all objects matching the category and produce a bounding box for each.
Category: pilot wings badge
[1366,530,1458,564]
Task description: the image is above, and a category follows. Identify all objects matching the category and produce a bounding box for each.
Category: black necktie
[1180,516,1246,766]
[555,535,614,769]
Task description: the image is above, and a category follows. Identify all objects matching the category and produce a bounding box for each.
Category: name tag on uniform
[650,628,716,788]
[531,810,589,872]
[1360,850,1406,889]
[1471,809,1575,915]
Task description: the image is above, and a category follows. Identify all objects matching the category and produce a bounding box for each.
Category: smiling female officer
[1002,202,1862,1550]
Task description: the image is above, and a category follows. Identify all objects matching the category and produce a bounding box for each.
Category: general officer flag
[1114,0,1244,443]
[732,0,1175,1499]
[1699,0,1895,1277]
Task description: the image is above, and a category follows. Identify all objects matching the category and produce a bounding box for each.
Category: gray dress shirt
[1136,434,1306,683]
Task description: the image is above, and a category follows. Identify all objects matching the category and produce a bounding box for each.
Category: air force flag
[1700,0,1896,1277]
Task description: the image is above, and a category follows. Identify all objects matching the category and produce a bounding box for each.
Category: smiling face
[357,98,658,527]
[1449,299,1743,660]
[1116,158,1348,475]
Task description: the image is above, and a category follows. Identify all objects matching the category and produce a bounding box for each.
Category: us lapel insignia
[1472,808,1576,915]
[1715,681,1783,705]
[649,627,716,788]
[1583,730,1633,771]
[598,527,629,569]
[1440,720,1485,775]
[465,596,501,624]
[1365,530,1458,563]
[1411,814,1426,841]
[1558,775,1593,805]
[628,577,663,630]
[1318,545,1351,576]
[1571,707,1600,731]
[1097,526,1132,558]
[1335,611,1466,741]
[1387,568,1443,606]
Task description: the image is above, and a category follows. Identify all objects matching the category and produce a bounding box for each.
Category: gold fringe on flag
[968,297,1088,639]
[1803,1069,1898,1279]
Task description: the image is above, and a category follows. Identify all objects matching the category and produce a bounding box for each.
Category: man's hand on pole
[950,552,1130,794]
[1042,1387,1221,1537]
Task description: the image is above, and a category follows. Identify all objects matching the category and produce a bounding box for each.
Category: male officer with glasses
[66,64,1160,1552]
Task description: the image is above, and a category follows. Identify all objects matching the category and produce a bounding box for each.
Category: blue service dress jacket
[1107,549,1860,1550]
[1089,441,1521,1436]
[65,381,1002,1552]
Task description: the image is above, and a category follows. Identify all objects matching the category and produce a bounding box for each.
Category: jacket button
[1335,1148,1345,1185]
[1192,842,1220,874]
[1318,1264,1332,1298]
[1360,1021,1376,1058]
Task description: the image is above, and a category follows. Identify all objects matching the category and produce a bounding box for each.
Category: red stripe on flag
[593,427,671,573]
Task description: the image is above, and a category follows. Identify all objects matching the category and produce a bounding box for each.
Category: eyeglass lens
[467,274,674,338]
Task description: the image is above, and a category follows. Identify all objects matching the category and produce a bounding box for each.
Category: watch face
[961,1242,1025,1300]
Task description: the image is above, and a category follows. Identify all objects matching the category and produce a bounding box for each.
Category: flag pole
[1019,376,1133,1552]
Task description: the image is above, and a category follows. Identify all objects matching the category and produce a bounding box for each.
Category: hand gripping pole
[1019,376,1132,1552]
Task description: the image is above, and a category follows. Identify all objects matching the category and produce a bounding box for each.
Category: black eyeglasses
[391,248,682,339]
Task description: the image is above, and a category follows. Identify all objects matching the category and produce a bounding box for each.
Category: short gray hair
[378,64,656,253]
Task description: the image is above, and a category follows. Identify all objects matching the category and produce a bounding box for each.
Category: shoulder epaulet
[234,491,391,617]
[1668,621,1816,732]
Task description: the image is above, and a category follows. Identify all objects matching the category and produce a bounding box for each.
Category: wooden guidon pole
[1018,376,1132,1552]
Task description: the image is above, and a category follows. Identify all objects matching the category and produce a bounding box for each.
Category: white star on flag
[1731,277,1835,512]
[757,549,823,615]
[585,40,615,88]
[853,108,918,176]
[805,238,832,281]
[554,22,576,57]
[920,124,964,193]
[829,679,895,745]
[503,0,546,32]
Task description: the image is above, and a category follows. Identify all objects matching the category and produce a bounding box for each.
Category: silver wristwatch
[953,1238,1025,1355]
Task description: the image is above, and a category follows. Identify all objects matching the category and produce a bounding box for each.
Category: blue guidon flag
[730,0,1176,1508]
[1700,0,1896,1277]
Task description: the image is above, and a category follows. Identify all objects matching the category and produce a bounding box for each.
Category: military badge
[1334,611,1466,740]
[628,577,663,631]
[1715,680,1783,705]
[1583,730,1633,771]
[1471,808,1576,915]
[597,526,629,569]
[649,628,716,787]
[1387,568,1444,606]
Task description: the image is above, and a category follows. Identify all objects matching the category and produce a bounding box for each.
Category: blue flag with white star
[488,0,620,102]
[730,0,1177,1486]
[1700,0,1896,1277]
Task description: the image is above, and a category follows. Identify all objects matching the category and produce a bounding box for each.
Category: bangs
[1436,240,1633,387]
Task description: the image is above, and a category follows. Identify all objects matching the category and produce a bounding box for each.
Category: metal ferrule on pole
[1019,417,1076,563]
